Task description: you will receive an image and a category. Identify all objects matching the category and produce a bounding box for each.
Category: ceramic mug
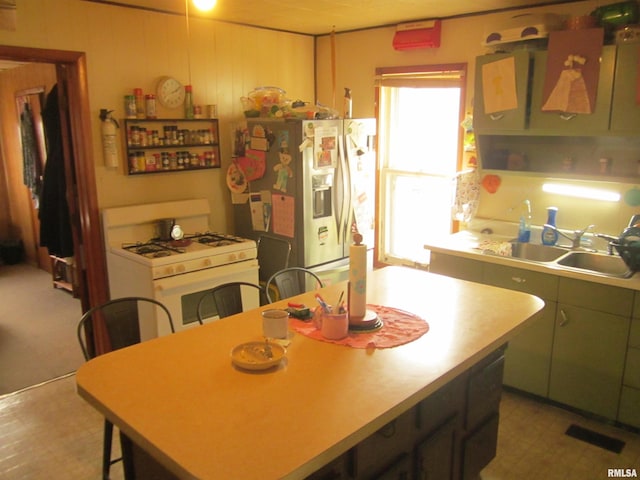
[314,307,349,340]
[262,309,289,339]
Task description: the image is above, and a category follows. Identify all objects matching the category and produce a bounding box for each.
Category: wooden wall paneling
[0,63,56,267]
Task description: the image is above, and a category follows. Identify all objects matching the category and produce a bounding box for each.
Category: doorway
[0,45,109,392]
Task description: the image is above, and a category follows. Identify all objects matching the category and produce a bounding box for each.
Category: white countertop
[424,222,640,291]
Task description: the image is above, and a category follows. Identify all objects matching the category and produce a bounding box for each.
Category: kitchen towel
[452,168,480,222]
[290,304,429,349]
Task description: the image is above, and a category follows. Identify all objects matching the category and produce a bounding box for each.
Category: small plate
[231,341,285,371]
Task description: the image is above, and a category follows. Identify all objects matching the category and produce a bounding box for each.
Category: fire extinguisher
[99,109,119,168]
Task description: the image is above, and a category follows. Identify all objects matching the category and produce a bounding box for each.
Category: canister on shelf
[145,94,157,119]
[124,95,137,119]
[134,88,145,119]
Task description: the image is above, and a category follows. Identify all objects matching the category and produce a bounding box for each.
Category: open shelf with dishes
[124,118,220,175]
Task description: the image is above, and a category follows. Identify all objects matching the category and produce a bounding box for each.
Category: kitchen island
[76,266,544,479]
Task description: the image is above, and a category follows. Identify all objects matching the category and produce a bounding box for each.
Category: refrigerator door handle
[342,136,353,244]
[334,137,343,244]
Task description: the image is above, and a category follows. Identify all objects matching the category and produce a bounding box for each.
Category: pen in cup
[337,291,345,313]
[315,293,330,313]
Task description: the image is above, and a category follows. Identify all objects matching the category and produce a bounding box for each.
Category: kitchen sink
[556,251,633,278]
[509,242,568,262]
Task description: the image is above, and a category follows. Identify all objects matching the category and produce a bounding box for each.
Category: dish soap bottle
[517,199,532,242]
[541,207,559,246]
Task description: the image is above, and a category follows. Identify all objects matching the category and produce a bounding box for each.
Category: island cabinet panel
[348,346,506,480]
[461,414,499,480]
[415,415,457,480]
[351,409,415,479]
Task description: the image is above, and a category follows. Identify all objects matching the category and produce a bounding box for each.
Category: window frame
[373,63,468,267]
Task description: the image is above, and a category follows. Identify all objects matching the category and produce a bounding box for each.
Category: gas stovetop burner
[187,233,243,246]
[122,241,185,258]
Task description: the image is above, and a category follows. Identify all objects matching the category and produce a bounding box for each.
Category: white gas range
[102,199,259,336]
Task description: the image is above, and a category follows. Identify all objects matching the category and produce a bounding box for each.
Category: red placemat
[290,304,429,349]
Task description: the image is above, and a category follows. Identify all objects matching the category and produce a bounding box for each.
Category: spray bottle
[517,199,532,243]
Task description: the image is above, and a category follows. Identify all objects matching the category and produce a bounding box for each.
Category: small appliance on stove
[102,199,258,337]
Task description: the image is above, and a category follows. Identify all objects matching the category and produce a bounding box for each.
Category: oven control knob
[229,253,237,262]
[203,258,212,267]
[238,252,246,260]
[165,266,174,276]
[176,264,186,273]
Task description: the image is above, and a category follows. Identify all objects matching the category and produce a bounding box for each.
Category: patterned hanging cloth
[20,101,42,207]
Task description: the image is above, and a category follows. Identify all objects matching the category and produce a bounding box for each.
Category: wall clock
[156,76,185,109]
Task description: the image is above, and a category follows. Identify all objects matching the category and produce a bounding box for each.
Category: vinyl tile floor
[0,374,638,480]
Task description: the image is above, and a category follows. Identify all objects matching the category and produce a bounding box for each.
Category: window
[376,64,466,266]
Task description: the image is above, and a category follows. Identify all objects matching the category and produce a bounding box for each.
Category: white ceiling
[91,0,571,35]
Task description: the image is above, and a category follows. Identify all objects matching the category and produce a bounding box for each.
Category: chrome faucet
[543,224,595,249]
[594,233,619,255]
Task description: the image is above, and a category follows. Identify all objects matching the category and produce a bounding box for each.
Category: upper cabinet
[610,43,640,134]
[475,43,640,179]
[474,44,639,137]
[529,46,616,135]
[473,51,532,132]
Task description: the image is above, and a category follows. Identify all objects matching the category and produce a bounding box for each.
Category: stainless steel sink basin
[509,242,568,262]
[556,251,632,277]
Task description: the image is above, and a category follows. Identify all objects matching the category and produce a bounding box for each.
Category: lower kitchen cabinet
[482,263,558,398]
[618,386,640,428]
[549,278,632,419]
[415,416,457,480]
[429,251,640,428]
[428,252,484,283]
[461,414,499,480]
[502,307,555,397]
[549,303,629,419]
[618,313,640,428]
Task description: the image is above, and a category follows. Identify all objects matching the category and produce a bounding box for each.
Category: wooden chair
[197,282,263,321]
[265,267,324,304]
[76,297,175,480]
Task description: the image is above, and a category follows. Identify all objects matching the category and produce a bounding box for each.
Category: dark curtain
[39,84,73,258]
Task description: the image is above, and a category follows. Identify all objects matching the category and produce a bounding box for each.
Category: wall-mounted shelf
[124,118,220,175]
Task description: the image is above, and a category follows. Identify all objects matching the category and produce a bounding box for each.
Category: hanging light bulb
[193,0,216,11]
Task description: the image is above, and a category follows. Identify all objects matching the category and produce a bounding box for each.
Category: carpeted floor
[0,262,83,395]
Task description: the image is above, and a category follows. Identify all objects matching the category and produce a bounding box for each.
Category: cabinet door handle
[511,276,526,284]
[559,309,569,326]
[559,113,577,121]
[489,113,504,121]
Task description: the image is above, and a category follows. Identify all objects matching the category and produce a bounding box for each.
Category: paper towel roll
[349,242,367,320]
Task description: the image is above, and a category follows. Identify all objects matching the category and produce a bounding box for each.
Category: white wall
[315,0,638,235]
[0,0,315,232]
